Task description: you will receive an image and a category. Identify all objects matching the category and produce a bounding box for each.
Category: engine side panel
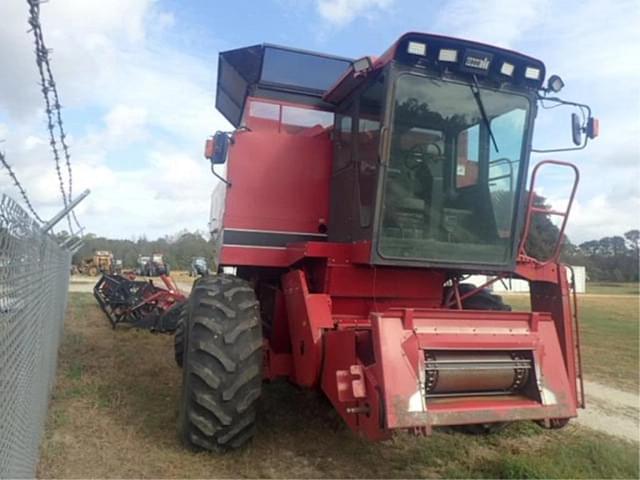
[219,98,334,266]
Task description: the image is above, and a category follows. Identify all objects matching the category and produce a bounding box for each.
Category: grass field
[507,291,639,393]
[586,282,640,296]
[38,293,639,479]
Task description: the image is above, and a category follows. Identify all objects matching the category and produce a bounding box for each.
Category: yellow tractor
[79,250,113,276]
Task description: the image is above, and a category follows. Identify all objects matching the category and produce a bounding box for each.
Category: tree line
[62,195,638,282]
[65,229,217,271]
[563,230,639,282]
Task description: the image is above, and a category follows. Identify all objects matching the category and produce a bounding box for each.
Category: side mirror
[571,113,582,146]
[204,131,230,165]
[586,117,599,139]
[532,96,598,153]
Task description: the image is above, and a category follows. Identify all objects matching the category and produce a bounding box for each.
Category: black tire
[447,283,511,311]
[179,274,262,451]
[174,306,187,367]
[457,422,508,435]
[536,417,571,429]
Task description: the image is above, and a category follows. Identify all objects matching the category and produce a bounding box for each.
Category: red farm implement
[170,32,598,451]
[94,273,186,332]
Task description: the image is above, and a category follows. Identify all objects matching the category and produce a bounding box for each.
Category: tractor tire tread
[174,305,188,367]
[179,274,262,452]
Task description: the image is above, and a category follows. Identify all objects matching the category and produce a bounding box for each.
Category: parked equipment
[189,256,209,277]
[79,250,113,276]
[113,259,123,274]
[136,253,169,276]
[177,32,598,450]
[94,273,186,332]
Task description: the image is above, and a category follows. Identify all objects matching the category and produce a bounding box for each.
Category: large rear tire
[178,275,262,451]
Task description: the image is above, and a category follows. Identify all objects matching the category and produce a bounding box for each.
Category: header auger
[175,32,598,451]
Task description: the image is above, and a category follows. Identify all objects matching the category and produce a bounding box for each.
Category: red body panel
[221,245,288,267]
[223,98,332,235]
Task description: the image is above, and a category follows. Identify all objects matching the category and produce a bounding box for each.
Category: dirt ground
[578,381,639,442]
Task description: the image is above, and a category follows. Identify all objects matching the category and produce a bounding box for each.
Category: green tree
[523,193,571,261]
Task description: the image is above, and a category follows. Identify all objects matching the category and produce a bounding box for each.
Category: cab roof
[324,32,546,104]
[215,33,546,126]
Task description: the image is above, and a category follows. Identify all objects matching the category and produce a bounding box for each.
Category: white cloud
[316,0,394,27]
[103,105,148,144]
[2,0,638,244]
[433,0,549,48]
[568,194,640,243]
[0,0,228,238]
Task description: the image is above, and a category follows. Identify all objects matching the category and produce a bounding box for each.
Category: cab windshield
[379,74,530,265]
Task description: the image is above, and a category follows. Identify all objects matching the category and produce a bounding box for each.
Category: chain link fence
[0,193,71,478]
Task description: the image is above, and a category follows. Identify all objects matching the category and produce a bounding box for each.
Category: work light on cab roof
[179,31,599,452]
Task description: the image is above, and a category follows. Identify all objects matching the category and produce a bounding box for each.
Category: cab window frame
[375,68,535,268]
[333,101,356,173]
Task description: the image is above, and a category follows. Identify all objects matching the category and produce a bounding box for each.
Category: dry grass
[507,293,639,393]
[586,282,640,296]
[38,293,639,479]
[168,270,195,283]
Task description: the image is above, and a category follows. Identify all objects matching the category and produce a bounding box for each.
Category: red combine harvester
[176,32,599,451]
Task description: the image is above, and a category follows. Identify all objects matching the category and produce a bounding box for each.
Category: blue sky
[0,0,638,242]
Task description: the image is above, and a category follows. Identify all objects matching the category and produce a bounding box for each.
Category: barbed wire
[32,4,82,232]
[0,150,46,223]
[26,0,83,234]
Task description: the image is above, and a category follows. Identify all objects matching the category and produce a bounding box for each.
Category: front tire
[456,283,511,311]
[536,418,571,429]
[179,275,263,451]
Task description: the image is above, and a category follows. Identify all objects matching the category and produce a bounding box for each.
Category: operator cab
[324,33,547,271]
[208,33,597,272]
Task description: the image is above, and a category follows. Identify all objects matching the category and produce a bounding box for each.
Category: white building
[465,265,586,294]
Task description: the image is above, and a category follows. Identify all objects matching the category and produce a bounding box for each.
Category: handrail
[518,160,580,265]
[566,264,585,408]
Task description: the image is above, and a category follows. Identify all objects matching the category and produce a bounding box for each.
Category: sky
[0,0,638,243]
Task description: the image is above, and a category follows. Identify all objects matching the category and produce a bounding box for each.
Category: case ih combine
[176,32,598,451]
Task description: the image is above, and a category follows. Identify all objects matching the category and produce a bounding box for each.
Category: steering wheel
[403,142,443,171]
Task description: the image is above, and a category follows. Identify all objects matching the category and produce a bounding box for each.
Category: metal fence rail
[0,194,71,478]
